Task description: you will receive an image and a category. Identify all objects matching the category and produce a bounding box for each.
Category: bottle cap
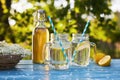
[33,9,46,22]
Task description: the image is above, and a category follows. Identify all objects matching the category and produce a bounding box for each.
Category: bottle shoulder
[33,27,49,34]
[34,27,48,31]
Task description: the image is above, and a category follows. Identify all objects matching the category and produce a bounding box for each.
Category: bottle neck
[33,9,46,28]
[36,21,45,28]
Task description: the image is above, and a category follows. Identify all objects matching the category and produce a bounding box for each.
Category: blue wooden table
[0,59,120,80]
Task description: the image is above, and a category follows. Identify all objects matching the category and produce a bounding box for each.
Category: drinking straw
[72,20,90,61]
[48,16,68,62]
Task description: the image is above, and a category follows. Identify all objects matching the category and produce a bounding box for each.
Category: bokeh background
[0,0,120,58]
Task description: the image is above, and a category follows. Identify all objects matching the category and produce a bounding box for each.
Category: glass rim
[50,33,69,40]
[72,33,89,37]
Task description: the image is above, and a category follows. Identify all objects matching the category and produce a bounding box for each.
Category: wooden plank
[0,59,120,80]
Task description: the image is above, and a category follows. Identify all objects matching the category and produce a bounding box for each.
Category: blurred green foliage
[0,0,120,58]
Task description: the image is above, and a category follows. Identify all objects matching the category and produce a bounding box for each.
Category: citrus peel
[98,55,111,66]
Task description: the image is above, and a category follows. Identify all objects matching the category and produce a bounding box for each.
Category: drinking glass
[72,34,96,66]
[43,33,72,70]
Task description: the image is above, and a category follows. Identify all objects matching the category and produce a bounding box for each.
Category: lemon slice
[94,53,105,64]
[98,55,111,66]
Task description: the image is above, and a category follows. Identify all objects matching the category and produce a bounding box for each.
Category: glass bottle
[32,10,49,64]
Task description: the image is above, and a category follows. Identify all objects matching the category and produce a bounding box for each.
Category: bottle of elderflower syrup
[32,10,49,64]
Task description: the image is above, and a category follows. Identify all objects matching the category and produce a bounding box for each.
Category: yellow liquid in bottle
[32,27,49,64]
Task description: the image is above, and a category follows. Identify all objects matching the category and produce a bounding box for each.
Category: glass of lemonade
[43,33,72,70]
[72,34,90,66]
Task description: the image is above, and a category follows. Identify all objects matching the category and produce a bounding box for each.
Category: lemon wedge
[94,53,105,64]
[98,55,111,66]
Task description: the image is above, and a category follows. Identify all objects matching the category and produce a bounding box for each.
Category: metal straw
[48,16,68,62]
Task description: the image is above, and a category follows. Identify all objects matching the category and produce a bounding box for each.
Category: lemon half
[94,53,105,64]
[98,55,111,66]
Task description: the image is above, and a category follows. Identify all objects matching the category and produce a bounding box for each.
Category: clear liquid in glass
[50,46,71,70]
[72,41,90,66]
